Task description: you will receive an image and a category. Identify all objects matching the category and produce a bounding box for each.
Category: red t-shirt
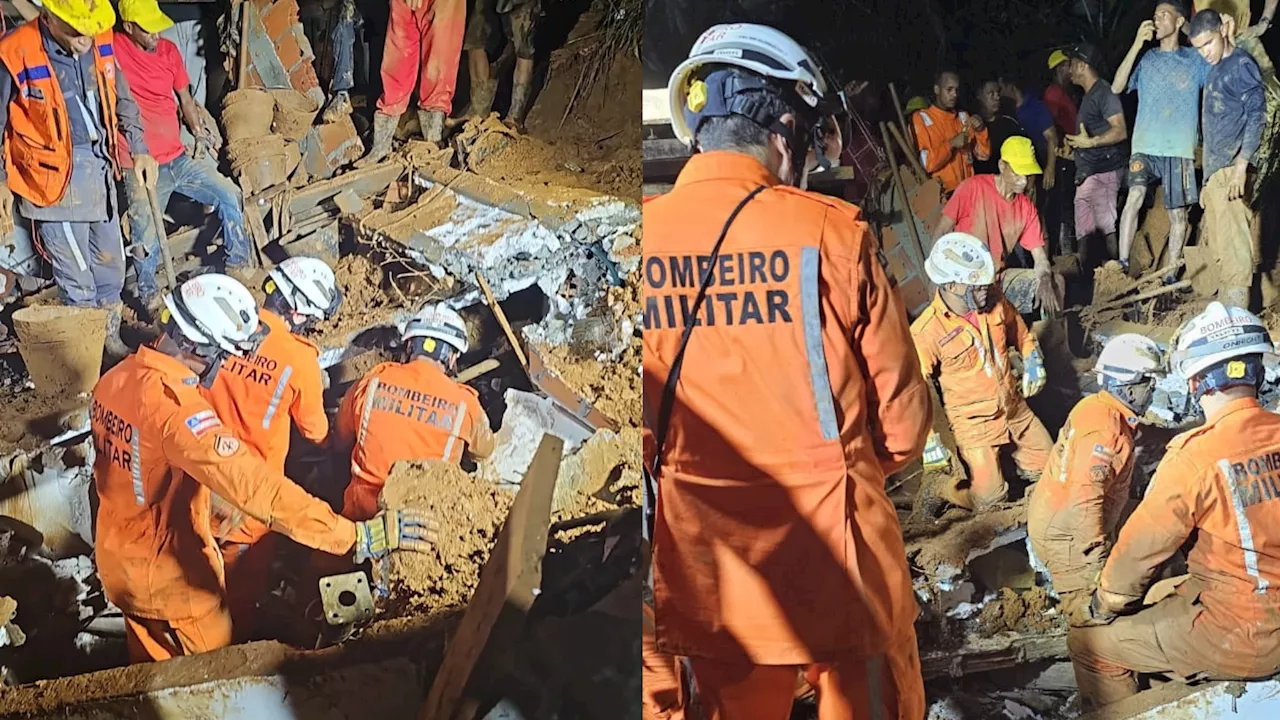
[1043,83,1079,138]
[114,34,189,166]
[942,174,1044,269]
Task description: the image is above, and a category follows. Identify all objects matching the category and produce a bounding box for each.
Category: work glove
[353,508,440,564]
[923,431,950,470]
[1069,590,1119,628]
[1021,347,1047,398]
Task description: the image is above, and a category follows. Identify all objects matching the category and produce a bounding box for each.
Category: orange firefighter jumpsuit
[912,104,991,193]
[201,308,329,639]
[335,359,495,521]
[643,151,933,720]
[911,293,1053,509]
[92,346,357,663]
[1028,391,1139,602]
[1069,397,1280,709]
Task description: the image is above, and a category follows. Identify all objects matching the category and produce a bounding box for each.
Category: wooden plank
[420,435,565,720]
[286,161,405,215]
[920,630,1068,680]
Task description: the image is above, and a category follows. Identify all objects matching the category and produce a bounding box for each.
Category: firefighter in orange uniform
[913,69,991,193]
[645,24,931,719]
[912,232,1053,511]
[201,257,343,641]
[92,274,436,662]
[1027,334,1163,618]
[335,303,495,521]
[1070,303,1280,710]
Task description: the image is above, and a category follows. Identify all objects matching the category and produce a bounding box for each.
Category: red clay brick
[289,63,321,95]
[260,0,298,41]
[275,33,303,72]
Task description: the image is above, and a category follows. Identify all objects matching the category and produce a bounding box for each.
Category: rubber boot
[464,77,497,120]
[1222,285,1251,310]
[322,90,353,123]
[418,109,445,145]
[355,112,399,168]
[504,81,533,132]
[104,303,130,359]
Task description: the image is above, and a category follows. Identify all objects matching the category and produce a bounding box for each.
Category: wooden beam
[921,629,1068,680]
[420,435,565,720]
[285,161,405,215]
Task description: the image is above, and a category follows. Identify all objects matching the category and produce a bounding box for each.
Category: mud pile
[551,426,643,525]
[313,255,403,347]
[379,460,514,618]
[976,586,1058,636]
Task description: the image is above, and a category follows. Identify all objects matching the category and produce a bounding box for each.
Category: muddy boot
[103,303,130,359]
[322,90,352,123]
[1104,232,1119,262]
[355,112,399,168]
[504,81,533,132]
[1221,285,1251,309]
[418,109,445,145]
[451,77,497,127]
[142,295,166,325]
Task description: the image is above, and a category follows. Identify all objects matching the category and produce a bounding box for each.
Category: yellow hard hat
[43,0,116,37]
[1048,49,1069,70]
[1001,136,1043,176]
[905,95,929,114]
[119,0,173,34]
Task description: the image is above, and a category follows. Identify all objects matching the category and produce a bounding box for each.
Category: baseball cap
[1047,50,1069,70]
[1001,136,1042,176]
[119,0,174,34]
[1066,42,1103,70]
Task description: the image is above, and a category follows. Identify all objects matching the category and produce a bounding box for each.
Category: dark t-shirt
[1075,80,1127,181]
[1015,95,1056,167]
[973,114,1027,174]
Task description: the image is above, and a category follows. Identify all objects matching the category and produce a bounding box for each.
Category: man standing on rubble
[1065,42,1129,267]
[202,257,342,641]
[1044,50,1078,256]
[1190,9,1265,310]
[335,303,495,521]
[115,0,254,310]
[452,0,538,130]
[912,232,1053,512]
[93,273,434,662]
[1028,334,1163,620]
[914,69,991,193]
[1069,302,1280,710]
[0,0,159,356]
[356,0,465,165]
[645,24,932,717]
[1111,2,1206,284]
[932,136,1062,317]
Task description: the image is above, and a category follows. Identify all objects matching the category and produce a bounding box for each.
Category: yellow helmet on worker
[42,0,116,37]
[119,0,174,34]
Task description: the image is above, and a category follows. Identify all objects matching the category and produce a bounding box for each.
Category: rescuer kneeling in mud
[1028,333,1164,621]
[92,273,436,662]
[201,257,343,641]
[335,303,495,521]
[912,232,1053,512]
[1069,302,1280,710]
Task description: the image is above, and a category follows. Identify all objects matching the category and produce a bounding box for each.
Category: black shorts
[1126,153,1198,209]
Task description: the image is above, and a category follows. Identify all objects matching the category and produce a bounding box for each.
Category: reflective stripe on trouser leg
[261,366,293,429]
[1218,459,1269,592]
[799,247,839,441]
[63,222,88,272]
[40,221,95,306]
[88,220,126,306]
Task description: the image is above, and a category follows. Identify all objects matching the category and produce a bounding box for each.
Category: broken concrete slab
[487,389,595,486]
[1078,678,1280,719]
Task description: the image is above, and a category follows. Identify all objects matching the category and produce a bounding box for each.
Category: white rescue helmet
[402,303,469,354]
[162,274,262,356]
[267,257,342,320]
[924,232,996,286]
[1094,334,1163,385]
[667,23,845,147]
[1172,301,1274,380]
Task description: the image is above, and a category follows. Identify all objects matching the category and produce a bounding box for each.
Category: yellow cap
[1001,136,1042,176]
[43,0,116,36]
[1048,50,1069,70]
[119,0,173,34]
[904,95,929,114]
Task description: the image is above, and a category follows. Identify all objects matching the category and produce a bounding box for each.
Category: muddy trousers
[124,609,234,663]
[955,401,1053,509]
[221,532,276,643]
[643,598,688,720]
[377,0,466,116]
[37,219,126,308]
[684,633,925,720]
[1068,587,1280,711]
[1201,167,1257,307]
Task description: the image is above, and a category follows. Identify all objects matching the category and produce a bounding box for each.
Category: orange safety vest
[0,20,121,207]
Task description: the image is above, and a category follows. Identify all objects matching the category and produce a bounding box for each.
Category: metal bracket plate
[318,571,375,626]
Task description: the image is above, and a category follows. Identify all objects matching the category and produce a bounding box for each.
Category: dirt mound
[552,426,642,526]
[313,255,401,347]
[379,460,514,617]
[903,500,1029,575]
[1092,263,1134,305]
[977,586,1059,636]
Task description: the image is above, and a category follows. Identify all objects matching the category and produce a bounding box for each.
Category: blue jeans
[332,0,358,93]
[124,154,251,299]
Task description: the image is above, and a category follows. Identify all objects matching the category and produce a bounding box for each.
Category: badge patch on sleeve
[185,410,222,438]
[1091,444,1115,461]
[214,435,241,457]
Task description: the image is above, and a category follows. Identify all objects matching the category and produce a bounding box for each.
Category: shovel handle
[145,184,178,292]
